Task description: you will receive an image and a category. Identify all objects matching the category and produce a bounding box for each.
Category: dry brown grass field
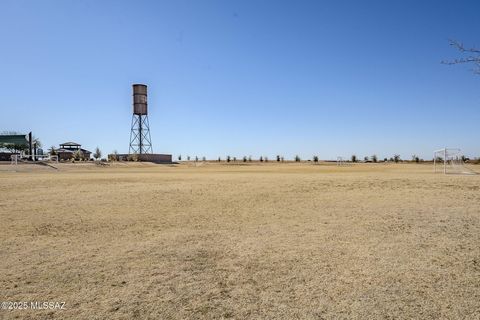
[1,162,479,319]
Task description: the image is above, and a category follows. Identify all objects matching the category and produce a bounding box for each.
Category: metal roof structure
[60,142,81,147]
[0,134,29,146]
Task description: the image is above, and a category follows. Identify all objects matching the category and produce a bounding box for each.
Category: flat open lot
[1,162,479,319]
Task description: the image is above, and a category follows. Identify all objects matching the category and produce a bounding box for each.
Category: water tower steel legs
[129,113,152,154]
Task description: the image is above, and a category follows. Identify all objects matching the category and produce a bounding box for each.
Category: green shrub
[49,146,57,156]
[127,153,139,162]
[73,149,84,161]
[110,150,119,162]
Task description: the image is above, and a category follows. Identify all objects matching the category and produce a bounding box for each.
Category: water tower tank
[133,84,148,115]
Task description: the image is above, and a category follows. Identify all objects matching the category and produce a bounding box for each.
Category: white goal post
[433,148,476,175]
[336,156,345,166]
[10,154,20,165]
[10,154,58,165]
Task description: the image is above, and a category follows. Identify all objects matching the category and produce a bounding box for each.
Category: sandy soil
[0,162,479,319]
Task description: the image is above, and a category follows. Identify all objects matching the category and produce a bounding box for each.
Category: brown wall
[109,153,172,163]
[137,154,172,163]
[57,152,73,161]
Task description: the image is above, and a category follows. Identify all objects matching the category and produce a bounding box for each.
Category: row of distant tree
[67,151,470,163]
[175,154,454,163]
[178,155,285,162]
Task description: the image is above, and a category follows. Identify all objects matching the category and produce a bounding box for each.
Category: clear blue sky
[1,0,479,160]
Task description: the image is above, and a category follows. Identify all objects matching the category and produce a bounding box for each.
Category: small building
[55,142,91,161]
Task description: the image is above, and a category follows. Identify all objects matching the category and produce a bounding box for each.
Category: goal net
[10,154,20,165]
[433,148,476,175]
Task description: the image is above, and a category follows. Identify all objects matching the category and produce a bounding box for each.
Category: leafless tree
[442,39,480,74]
[93,147,102,161]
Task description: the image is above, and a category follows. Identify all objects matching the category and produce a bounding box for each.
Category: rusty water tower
[129,84,153,154]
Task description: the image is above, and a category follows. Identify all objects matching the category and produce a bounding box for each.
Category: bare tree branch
[448,39,480,54]
[442,57,480,65]
[442,39,480,74]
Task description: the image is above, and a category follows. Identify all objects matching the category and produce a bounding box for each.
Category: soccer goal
[433,148,476,175]
[10,154,20,165]
[336,156,345,166]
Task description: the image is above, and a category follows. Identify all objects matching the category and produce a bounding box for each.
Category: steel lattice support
[129,114,153,154]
